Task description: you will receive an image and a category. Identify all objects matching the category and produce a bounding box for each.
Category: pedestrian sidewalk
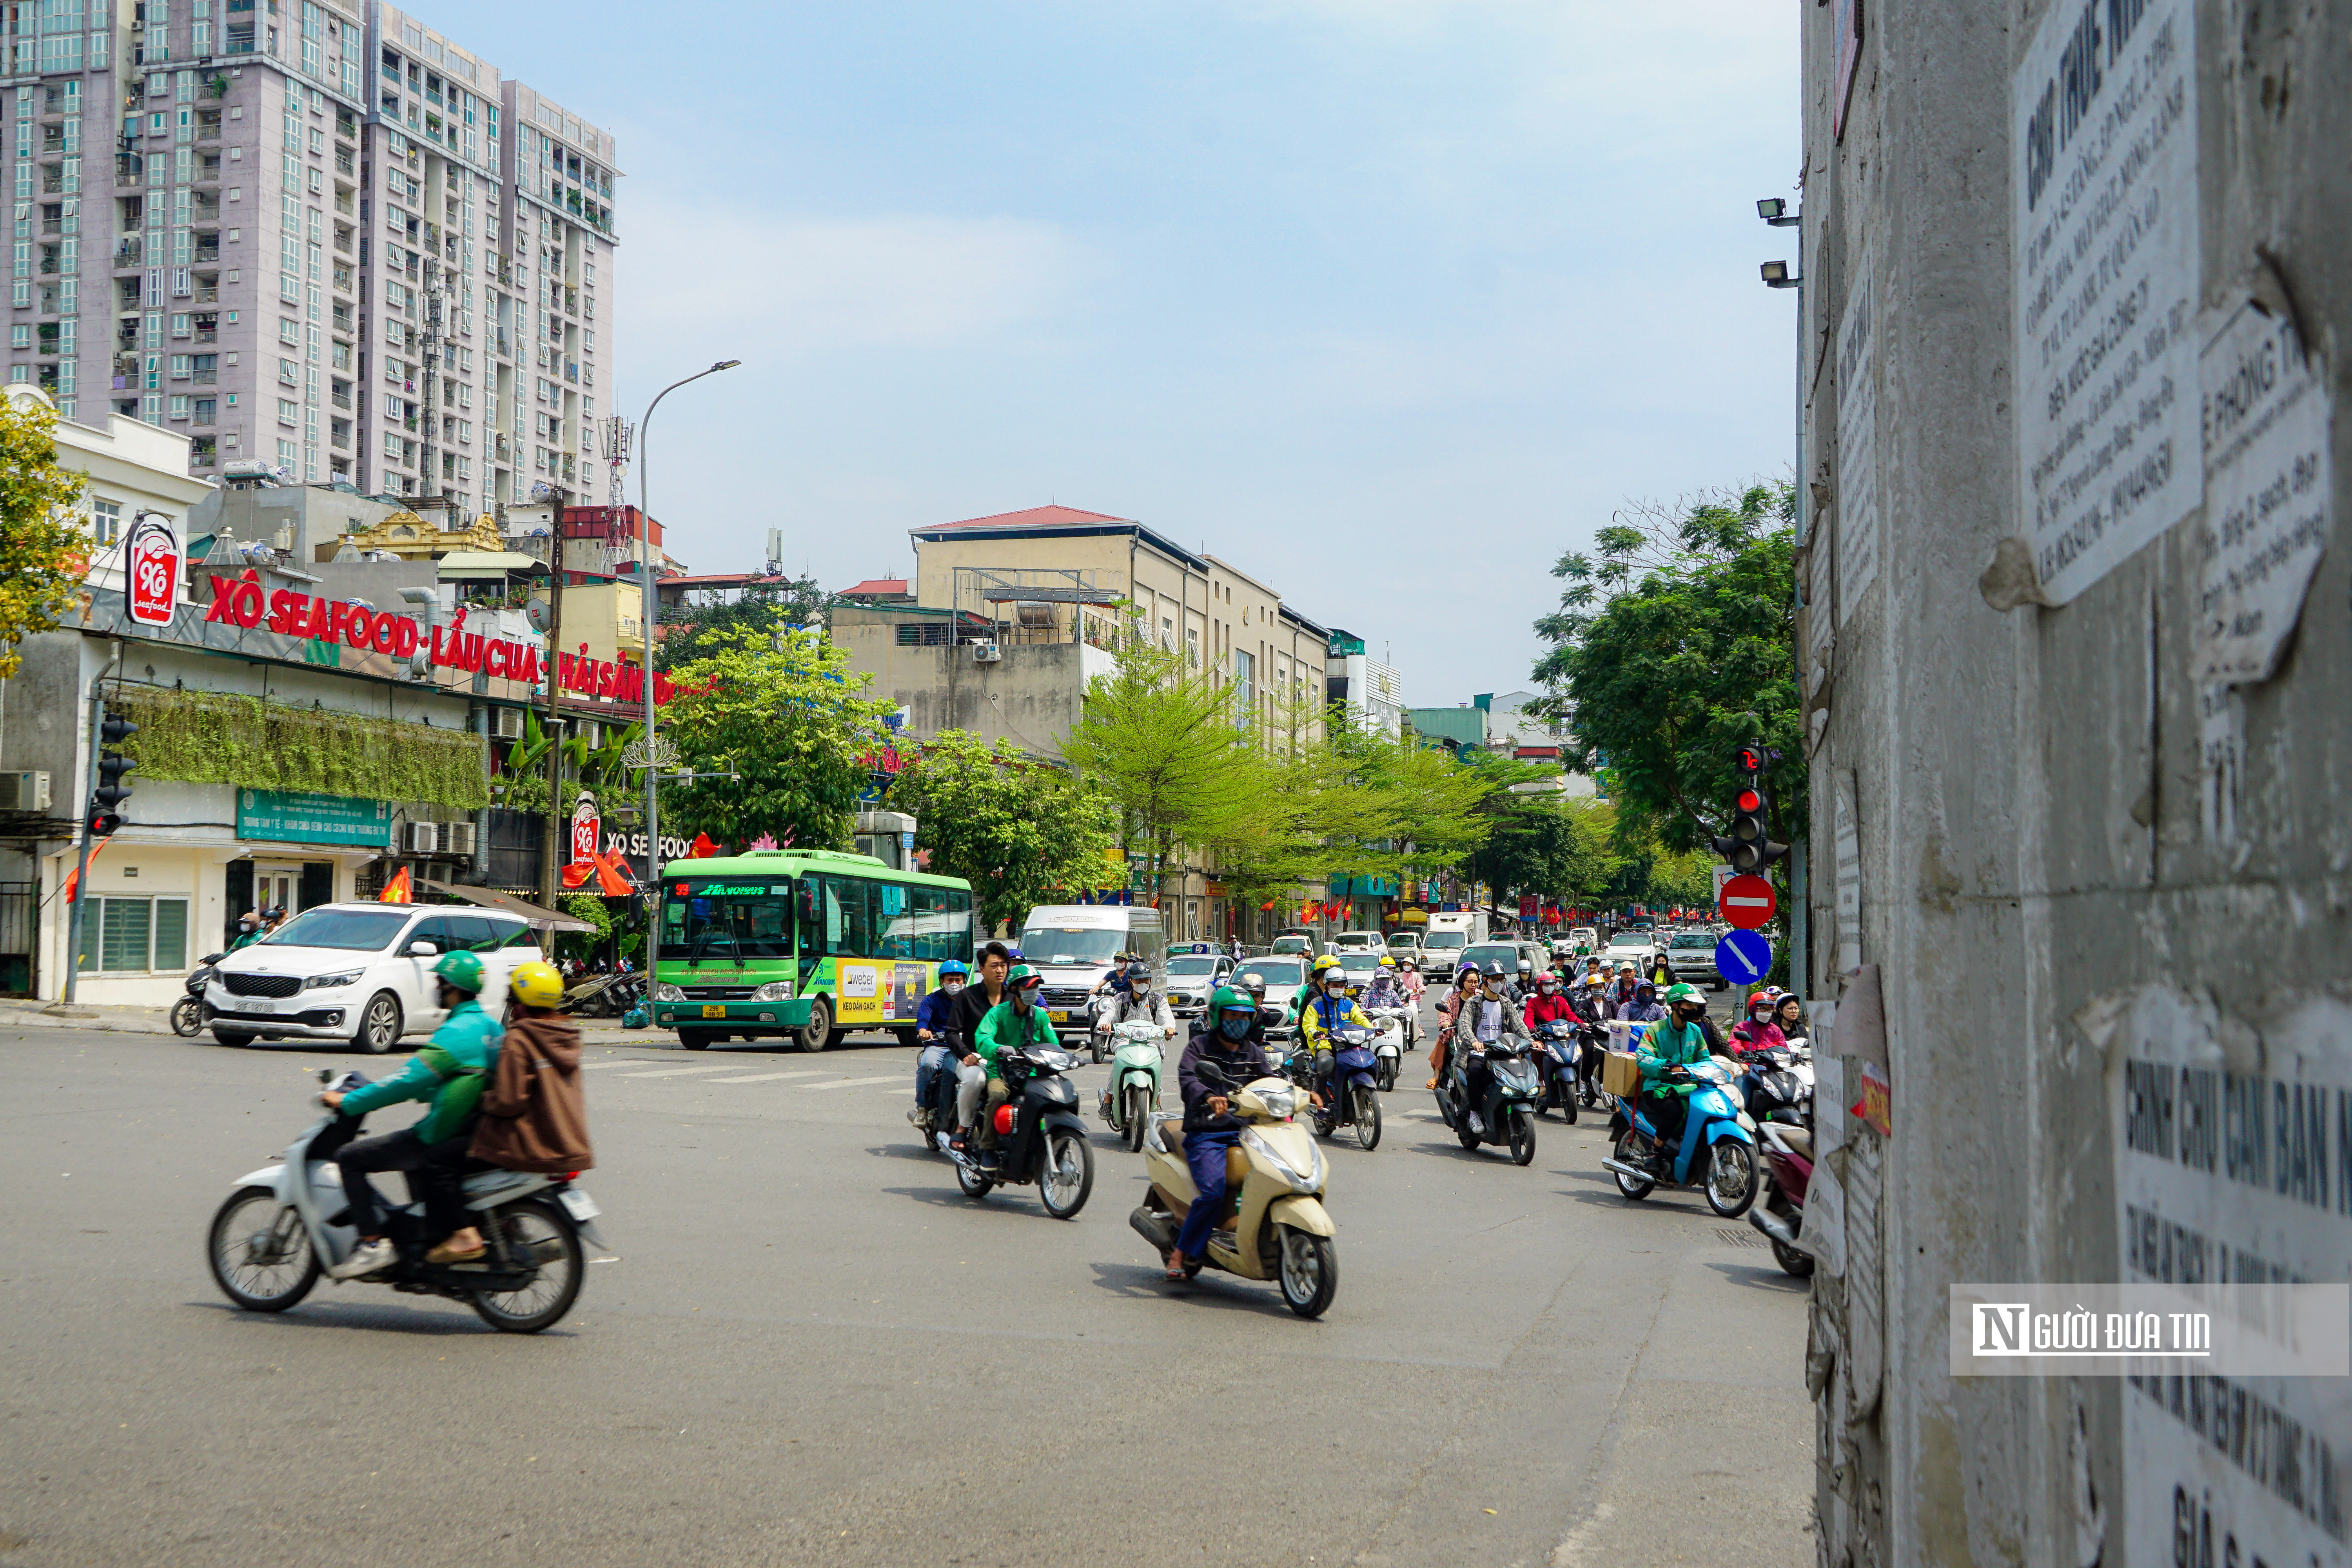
[0,999,662,1044]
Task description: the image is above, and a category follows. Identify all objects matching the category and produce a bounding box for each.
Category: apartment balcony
[191,368,216,384]
[192,408,214,425]
[195,127,220,145]
[193,285,218,303]
[191,203,220,225]
[193,328,216,344]
[330,390,351,410]
[192,243,219,264]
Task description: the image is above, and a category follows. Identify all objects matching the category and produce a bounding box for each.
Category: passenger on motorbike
[1300,967,1372,1109]
[1167,987,1274,1281]
[947,943,1013,1136]
[1440,965,1532,1132]
[1772,992,1809,1049]
[1426,962,1481,1083]
[320,950,504,1279]
[1632,983,1724,1153]
[1730,989,1787,1056]
[1615,979,1668,1024]
[1522,969,1576,1031]
[908,959,969,1132]
[958,964,1058,1169]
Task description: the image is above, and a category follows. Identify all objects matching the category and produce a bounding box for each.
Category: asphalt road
[0,988,1813,1568]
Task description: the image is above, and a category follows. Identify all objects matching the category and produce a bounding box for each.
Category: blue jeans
[915,1043,955,1105]
[1175,1127,1240,1261]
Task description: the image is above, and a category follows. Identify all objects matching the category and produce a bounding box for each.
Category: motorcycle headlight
[1250,1084,1299,1120]
[303,969,362,990]
[1241,1127,1323,1193]
[750,981,795,1003]
[653,983,688,1002]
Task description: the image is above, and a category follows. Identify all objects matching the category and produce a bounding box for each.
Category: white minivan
[207,902,543,1053]
[1015,904,1166,1029]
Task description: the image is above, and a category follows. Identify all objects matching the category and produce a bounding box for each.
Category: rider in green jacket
[1633,982,1724,1152]
[956,964,1059,1165]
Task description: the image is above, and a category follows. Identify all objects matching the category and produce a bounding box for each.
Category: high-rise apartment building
[1,0,615,517]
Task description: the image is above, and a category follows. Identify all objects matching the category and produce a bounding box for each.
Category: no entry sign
[1718,873,1778,930]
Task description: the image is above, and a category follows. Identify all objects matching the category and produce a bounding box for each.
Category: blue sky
[454,0,1800,703]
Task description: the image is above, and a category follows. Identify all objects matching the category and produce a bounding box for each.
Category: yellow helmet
[1378,953,1396,967]
[1311,954,1342,975]
[508,959,566,1011]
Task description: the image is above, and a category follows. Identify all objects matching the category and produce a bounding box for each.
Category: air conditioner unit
[970,643,1002,664]
[406,821,441,854]
[490,706,524,740]
[0,769,51,811]
[443,821,477,857]
[575,720,603,749]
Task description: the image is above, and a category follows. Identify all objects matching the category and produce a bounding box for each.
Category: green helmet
[1661,981,1702,1005]
[1006,962,1039,988]
[1210,984,1255,1016]
[431,949,486,995]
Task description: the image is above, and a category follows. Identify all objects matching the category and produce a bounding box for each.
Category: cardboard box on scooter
[1601,1050,1643,1098]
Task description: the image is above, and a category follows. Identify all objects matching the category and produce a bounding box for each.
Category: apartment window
[276,397,296,424]
[192,396,213,423]
[7,325,24,350]
[383,430,400,457]
[90,497,120,544]
[276,438,295,467]
[168,353,190,377]
[168,393,189,420]
[169,312,190,337]
[278,315,298,344]
[277,356,297,384]
[77,896,188,973]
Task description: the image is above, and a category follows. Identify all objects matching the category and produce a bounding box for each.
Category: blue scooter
[1602,1056,1757,1217]
[1309,1025,1383,1150]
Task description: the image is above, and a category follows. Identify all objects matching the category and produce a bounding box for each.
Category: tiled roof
[919,505,1132,534]
[840,577,910,596]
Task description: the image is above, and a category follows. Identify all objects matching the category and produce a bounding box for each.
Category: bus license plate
[701,1005,726,1018]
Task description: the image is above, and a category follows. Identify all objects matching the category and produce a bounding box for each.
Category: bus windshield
[662,878,795,962]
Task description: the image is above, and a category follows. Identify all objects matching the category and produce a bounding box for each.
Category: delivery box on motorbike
[1601,1050,1643,1097]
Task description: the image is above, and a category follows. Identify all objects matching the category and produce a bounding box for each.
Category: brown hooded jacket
[469,1012,593,1173]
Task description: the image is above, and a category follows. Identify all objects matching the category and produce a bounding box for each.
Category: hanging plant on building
[114,687,489,810]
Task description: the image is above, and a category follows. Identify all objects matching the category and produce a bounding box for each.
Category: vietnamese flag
[688,832,720,858]
[61,837,111,903]
[378,867,412,903]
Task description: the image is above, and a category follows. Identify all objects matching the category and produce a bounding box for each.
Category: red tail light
[993,1104,1016,1136]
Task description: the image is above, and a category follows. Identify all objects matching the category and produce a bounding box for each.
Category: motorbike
[1530,1020,1581,1123]
[1574,1021,1612,1108]
[1735,1043,1814,1126]
[1603,1056,1760,1218]
[1432,1029,1542,1165]
[1097,1018,1170,1154]
[1127,1059,1338,1318]
[1361,1007,1408,1090]
[910,1033,968,1145]
[171,951,227,1038]
[1748,1117,1816,1276]
[935,1043,1094,1218]
[205,1069,606,1333]
[564,971,644,1019]
[1303,1025,1382,1150]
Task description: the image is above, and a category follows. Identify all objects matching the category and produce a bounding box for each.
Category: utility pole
[538,482,568,911]
[61,641,122,1005]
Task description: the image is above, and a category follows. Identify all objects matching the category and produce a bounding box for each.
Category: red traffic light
[1737,789,1761,812]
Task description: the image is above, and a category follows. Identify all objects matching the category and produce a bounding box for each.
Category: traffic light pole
[61,641,121,1005]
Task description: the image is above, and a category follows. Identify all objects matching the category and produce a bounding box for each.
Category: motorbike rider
[1441,963,1533,1134]
[1772,992,1809,1049]
[907,959,971,1132]
[1359,955,1406,1013]
[1513,955,1537,1002]
[1100,960,1176,1040]
[1293,954,1343,1021]
[958,963,1058,1169]
[1606,961,1642,1017]
[1522,967,1577,1033]
[1615,978,1668,1025]
[1730,988,1788,1056]
[1397,958,1424,1001]
[228,911,263,951]
[946,943,1013,1137]
[1167,986,1274,1282]
[1632,982,1726,1156]
[1234,969,1272,1044]
[1300,963,1373,1112]
[319,951,504,1278]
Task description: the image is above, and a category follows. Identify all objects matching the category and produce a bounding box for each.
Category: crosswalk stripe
[704,1070,832,1084]
[613,1063,759,1079]
[802,1075,903,1091]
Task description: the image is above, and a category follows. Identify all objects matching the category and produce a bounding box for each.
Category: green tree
[658,623,897,851]
[1532,480,1804,857]
[886,731,1119,932]
[1061,633,1267,906]
[653,573,831,673]
[0,393,89,679]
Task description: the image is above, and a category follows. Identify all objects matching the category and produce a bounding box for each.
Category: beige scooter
[1128,1062,1339,1318]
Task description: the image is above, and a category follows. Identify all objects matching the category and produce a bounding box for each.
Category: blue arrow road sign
[1716,929,1773,986]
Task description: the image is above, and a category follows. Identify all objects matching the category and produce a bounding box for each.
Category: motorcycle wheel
[170,996,205,1038]
[1354,1086,1381,1151]
[1610,1135,1655,1200]
[1124,1086,1150,1154]
[1704,1140,1759,1218]
[1771,1234,1816,1277]
[955,1160,995,1200]
[1507,1108,1536,1166]
[469,1200,585,1334]
[1376,1059,1395,1092]
[1560,1079,1579,1126]
[207,1187,319,1312]
[1276,1227,1338,1319]
[1039,1130,1094,1220]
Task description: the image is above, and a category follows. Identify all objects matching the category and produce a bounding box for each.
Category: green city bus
[650,849,976,1051]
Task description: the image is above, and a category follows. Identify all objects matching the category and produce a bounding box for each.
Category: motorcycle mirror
[316,1068,334,1084]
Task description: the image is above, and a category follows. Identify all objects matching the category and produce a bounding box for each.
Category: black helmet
[1482,961,1507,979]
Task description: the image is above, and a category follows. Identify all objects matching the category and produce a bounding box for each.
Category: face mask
[1219,1014,1252,1041]
[1011,989,1033,1011]
[941,979,965,995]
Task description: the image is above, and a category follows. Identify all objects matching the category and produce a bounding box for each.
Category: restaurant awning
[436,550,552,581]
[422,879,597,932]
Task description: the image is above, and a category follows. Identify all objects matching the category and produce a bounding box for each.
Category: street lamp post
[637,359,740,994]
[1757,198,1806,1003]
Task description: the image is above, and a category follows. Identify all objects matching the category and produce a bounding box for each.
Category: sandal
[426,1239,487,1265]
[1163,1256,1190,1282]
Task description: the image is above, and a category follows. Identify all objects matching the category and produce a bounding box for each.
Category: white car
[207,902,542,1053]
[1329,930,1387,954]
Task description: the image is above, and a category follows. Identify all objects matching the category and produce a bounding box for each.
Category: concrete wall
[833,611,1099,760]
[1797,1,2352,1563]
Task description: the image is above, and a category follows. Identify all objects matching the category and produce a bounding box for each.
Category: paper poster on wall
[834,961,884,1023]
[2192,299,2332,685]
[1832,771,1862,977]
[2101,984,2352,1568]
[1835,244,1879,626]
[2012,0,2202,603]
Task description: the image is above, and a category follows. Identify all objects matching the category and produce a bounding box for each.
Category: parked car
[1269,929,1319,960]
[1665,928,1725,989]
[206,902,544,1053]
[1385,929,1423,965]
[1601,932,1657,972]
[1330,930,1386,953]
[1165,951,1237,1019]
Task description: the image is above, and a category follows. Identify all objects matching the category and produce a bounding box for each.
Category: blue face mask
[1218,1014,1252,1042]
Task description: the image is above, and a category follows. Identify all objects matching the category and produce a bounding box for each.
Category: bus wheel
[894,1027,919,1050]
[797,998,832,1053]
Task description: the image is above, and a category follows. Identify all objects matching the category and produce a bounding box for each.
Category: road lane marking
[704,1070,832,1084]
[613,1064,764,1079]
[802,1075,902,1091]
